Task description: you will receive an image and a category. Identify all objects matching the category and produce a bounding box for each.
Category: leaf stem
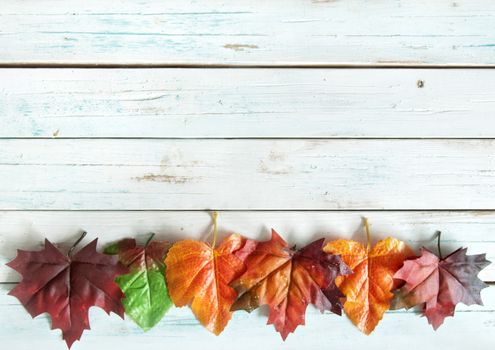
[68,231,87,257]
[211,211,218,249]
[145,232,155,247]
[363,217,371,252]
[435,230,442,259]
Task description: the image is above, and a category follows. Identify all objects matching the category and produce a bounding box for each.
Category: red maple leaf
[7,234,128,348]
[393,243,491,329]
[231,229,351,339]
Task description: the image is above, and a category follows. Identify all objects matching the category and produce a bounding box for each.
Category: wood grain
[1,0,495,65]
[0,139,494,210]
[3,1,495,346]
[3,68,495,138]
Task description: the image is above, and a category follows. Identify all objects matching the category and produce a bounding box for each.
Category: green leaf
[104,238,172,331]
[103,242,120,255]
[116,269,173,331]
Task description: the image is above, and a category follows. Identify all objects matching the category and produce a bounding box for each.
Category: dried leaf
[232,229,351,339]
[7,237,127,348]
[165,233,254,335]
[393,246,491,329]
[324,230,413,334]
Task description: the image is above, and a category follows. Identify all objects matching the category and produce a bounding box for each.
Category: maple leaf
[104,234,173,331]
[6,232,128,348]
[393,231,491,329]
[323,219,414,334]
[164,212,255,335]
[231,229,351,340]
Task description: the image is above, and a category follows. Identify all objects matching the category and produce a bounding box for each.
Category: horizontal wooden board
[3,69,495,138]
[0,139,494,210]
[1,211,493,282]
[1,0,495,65]
[1,282,494,350]
[2,211,494,348]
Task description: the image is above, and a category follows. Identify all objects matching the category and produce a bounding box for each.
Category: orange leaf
[165,233,253,335]
[232,229,351,339]
[324,225,414,334]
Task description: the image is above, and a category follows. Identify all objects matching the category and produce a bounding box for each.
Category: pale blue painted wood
[1,0,494,348]
[1,0,495,65]
[1,139,495,210]
[2,69,495,138]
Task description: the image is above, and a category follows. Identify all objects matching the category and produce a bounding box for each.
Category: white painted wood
[0,139,494,210]
[1,282,494,350]
[1,0,495,65]
[3,0,495,346]
[1,211,493,282]
[3,68,495,138]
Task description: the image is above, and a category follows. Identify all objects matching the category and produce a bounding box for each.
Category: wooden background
[1,0,494,348]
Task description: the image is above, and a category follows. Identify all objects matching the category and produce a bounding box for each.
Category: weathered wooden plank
[3,68,495,138]
[1,211,493,282]
[0,139,494,210]
[0,283,494,350]
[1,0,495,65]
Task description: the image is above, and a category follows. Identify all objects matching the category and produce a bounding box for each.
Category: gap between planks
[3,209,495,212]
[4,137,495,140]
[1,64,495,69]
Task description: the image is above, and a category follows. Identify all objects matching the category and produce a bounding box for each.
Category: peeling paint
[132,174,194,184]
[258,160,290,175]
[268,150,286,162]
[223,44,259,51]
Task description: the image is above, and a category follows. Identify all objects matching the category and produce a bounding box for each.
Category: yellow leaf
[324,222,414,334]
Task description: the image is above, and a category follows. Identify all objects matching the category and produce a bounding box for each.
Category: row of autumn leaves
[7,213,490,349]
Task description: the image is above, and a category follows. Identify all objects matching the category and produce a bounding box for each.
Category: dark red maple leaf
[7,233,128,348]
[231,230,351,339]
[393,233,491,329]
